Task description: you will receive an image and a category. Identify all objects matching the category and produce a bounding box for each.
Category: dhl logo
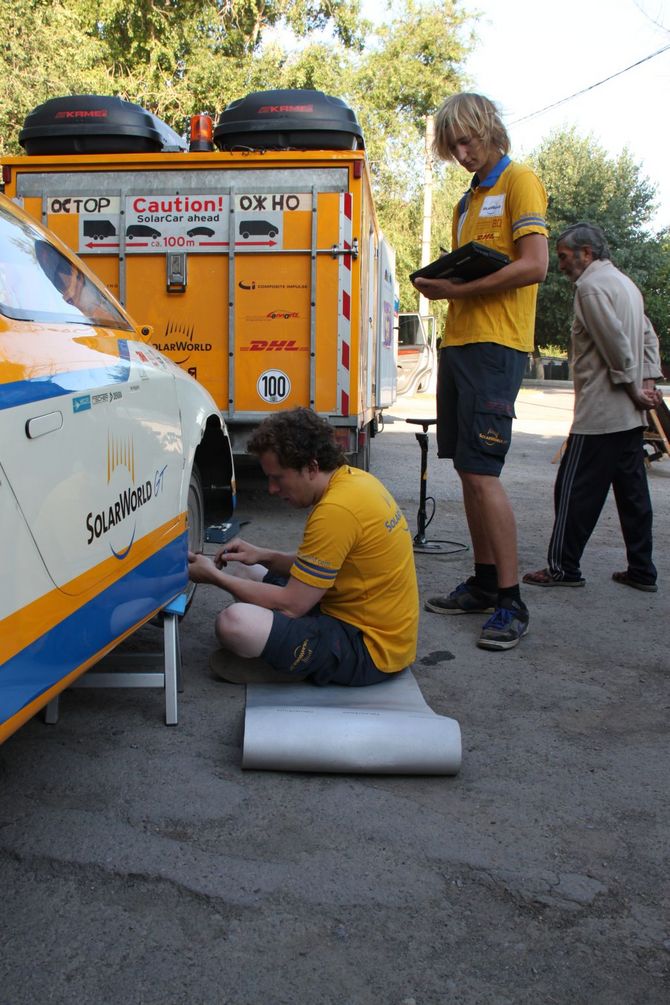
[241,340,308,352]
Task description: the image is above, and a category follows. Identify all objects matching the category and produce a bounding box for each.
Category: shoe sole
[477,623,530,651]
[424,600,496,615]
[523,577,585,588]
[612,573,658,593]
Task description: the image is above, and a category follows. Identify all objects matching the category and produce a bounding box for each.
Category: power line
[509,43,670,125]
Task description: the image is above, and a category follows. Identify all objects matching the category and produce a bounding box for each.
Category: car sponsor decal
[85,432,166,560]
[72,394,91,412]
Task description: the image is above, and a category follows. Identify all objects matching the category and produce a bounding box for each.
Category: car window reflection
[0,207,131,329]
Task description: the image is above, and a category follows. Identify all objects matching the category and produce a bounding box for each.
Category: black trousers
[547,427,656,584]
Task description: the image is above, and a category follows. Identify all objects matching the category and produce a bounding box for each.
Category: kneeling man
[188,408,419,686]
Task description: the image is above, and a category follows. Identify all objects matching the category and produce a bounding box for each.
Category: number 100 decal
[257,369,291,404]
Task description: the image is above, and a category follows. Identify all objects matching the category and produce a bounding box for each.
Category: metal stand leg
[44,697,60,724]
[163,612,179,726]
[405,417,468,557]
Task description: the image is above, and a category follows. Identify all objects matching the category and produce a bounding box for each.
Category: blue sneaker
[477,601,529,651]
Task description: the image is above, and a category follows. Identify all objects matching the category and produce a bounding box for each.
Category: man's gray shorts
[436,342,527,476]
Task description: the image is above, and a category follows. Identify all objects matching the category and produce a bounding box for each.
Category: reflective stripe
[549,435,584,576]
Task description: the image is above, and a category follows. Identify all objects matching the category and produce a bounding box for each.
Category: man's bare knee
[215,603,272,658]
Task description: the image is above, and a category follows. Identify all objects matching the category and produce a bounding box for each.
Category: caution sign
[64,191,311,254]
[122,194,230,254]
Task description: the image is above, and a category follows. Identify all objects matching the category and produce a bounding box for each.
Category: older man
[188,408,419,685]
[524,222,663,592]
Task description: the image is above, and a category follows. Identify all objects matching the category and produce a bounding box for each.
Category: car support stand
[43,592,186,727]
[405,418,467,557]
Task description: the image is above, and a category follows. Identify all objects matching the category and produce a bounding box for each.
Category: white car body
[0,194,235,743]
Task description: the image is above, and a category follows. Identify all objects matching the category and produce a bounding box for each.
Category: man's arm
[642,315,663,382]
[412,232,548,302]
[188,552,325,617]
[577,295,661,410]
[213,536,296,577]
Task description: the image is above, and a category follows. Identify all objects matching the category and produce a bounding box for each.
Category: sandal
[522,568,585,587]
[612,571,658,593]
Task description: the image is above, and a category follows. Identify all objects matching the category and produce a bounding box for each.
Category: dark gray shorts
[259,573,390,687]
[436,342,527,475]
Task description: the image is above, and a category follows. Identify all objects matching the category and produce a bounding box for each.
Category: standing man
[188,408,419,685]
[412,93,548,651]
[523,222,662,592]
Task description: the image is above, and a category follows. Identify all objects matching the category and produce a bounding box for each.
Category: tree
[530,129,670,358]
[0,1,107,156]
[0,0,480,326]
[0,1,370,145]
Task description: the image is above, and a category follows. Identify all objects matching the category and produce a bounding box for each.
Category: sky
[371,0,670,230]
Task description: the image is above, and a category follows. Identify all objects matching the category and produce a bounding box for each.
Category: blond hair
[433,93,510,162]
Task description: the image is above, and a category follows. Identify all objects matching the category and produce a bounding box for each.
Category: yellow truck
[3,90,398,467]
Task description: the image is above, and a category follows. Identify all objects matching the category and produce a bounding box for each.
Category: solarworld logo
[85,432,155,559]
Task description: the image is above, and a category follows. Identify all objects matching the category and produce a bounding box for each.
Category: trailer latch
[166,252,187,292]
[329,237,359,260]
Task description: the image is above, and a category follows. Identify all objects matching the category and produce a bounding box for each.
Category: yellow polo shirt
[443,157,548,353]
[290,466,418,672]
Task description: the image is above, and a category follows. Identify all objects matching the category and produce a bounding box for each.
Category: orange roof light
[189,114,214,152]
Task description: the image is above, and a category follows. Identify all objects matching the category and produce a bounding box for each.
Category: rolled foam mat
[242,668,461,775]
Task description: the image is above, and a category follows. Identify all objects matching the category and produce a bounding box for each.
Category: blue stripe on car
[0,530,187,725]
[0,339,131,411]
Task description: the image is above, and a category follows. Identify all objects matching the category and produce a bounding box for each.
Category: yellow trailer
[3,90,397,467]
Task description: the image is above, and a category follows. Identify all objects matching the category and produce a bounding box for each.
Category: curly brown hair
[247,408,346,471]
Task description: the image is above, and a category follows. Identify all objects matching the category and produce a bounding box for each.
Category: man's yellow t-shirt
[290,466,419,672]
[443,157,548,353]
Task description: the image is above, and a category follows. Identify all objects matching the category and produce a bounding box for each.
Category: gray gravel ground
[1,385,668,1005]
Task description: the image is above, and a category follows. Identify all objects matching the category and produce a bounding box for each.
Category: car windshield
[0,204,132,329]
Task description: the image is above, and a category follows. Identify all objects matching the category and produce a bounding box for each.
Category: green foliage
[0,1,107,156]
[0,1,370,142]
[530,129,670,360]
[0,0,476,317]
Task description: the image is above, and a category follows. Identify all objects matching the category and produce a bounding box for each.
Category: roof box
[214,89,364,151]
[19,95,186,155]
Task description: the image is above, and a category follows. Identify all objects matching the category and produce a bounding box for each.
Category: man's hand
[411,276,465,301]
[213,537,264,569]
[188,551,220,585]
[642,378,664,408]
[624,383,662,410]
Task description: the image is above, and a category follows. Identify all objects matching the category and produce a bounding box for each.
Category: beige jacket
[570,259,662,434]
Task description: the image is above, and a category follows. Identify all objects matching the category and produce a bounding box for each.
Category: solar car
[0,194,235,743]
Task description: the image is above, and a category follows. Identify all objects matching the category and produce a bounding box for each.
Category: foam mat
[242,669,461,775]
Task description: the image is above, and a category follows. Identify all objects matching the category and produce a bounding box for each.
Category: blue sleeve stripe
[513,214,547,231]
[294,557,338,581]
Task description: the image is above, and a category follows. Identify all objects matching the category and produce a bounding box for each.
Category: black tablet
[410,241,510,283]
